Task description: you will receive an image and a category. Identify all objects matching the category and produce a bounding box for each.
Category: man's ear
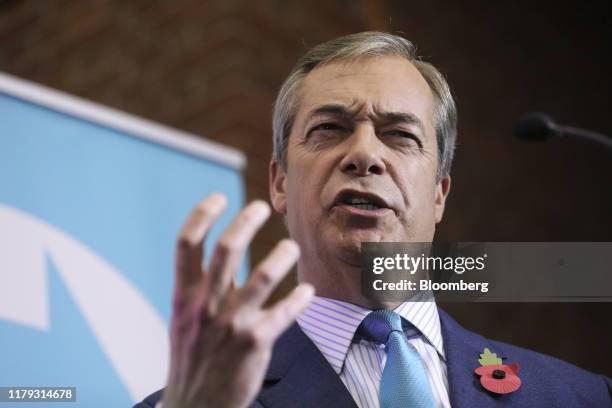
[269,159,287,214]
[434,175,451,223]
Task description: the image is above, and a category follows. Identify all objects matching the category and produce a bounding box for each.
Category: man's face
[270,56,450,267]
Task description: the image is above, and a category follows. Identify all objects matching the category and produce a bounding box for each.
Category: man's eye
[308,123,346,137]
[384,129,412,138]
[383,130,422,148]
[313,123,342,131]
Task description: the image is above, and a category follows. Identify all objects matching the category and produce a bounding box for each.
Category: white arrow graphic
[0,204,169,402]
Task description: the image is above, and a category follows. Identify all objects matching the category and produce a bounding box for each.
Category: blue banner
[0,77,246,407]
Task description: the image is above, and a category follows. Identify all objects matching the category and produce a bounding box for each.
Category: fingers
[175,193,227,294]
[238,239,301,308]
[258,283,315,338]
[204,200,271,309]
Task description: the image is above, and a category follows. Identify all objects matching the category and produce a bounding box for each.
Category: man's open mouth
[343,197,382,211]
[332,189,393,215]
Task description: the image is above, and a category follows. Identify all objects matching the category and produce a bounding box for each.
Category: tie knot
[358,310,403,345]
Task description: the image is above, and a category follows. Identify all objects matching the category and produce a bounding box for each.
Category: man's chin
[325,230,385,266]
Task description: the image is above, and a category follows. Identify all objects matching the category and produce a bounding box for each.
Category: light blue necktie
[359,310,435,408]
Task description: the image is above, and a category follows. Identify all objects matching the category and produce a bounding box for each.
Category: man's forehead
[295,57,435,131]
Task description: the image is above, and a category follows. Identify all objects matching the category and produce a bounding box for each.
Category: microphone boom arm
[557,125,612,152]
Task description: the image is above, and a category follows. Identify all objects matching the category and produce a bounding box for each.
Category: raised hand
[161,193,314,408]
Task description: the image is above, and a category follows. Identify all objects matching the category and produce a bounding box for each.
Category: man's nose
[339,124,386,176]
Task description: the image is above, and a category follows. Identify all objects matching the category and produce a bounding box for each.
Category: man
[136,32,611,408]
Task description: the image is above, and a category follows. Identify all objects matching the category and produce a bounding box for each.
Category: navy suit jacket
[135,310,611,407]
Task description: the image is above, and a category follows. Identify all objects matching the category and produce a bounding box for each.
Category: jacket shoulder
[133,389,265,408]
[133,389,163,408]
[439,309,611,407]
[489,338,612,402]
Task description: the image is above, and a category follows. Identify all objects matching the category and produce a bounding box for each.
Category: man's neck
[296,258,403,310]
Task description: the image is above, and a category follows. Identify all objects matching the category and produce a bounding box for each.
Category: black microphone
[514,112,612,152]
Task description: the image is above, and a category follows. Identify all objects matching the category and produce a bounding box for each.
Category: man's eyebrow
[306,104,360,120]
[372,107,426,134]
[305,104,427,135]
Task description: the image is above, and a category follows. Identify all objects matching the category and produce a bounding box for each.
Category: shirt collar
[296,295,445,375]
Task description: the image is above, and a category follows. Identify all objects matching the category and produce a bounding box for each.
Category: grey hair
[272,31,457,181]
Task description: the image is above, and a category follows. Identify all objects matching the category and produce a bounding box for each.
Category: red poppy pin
[474,348,522,394]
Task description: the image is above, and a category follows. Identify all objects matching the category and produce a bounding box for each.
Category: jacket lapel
[257,323,357,408]
[439,309,521,408]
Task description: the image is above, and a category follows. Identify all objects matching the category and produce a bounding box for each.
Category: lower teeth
[351,204,379,210]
